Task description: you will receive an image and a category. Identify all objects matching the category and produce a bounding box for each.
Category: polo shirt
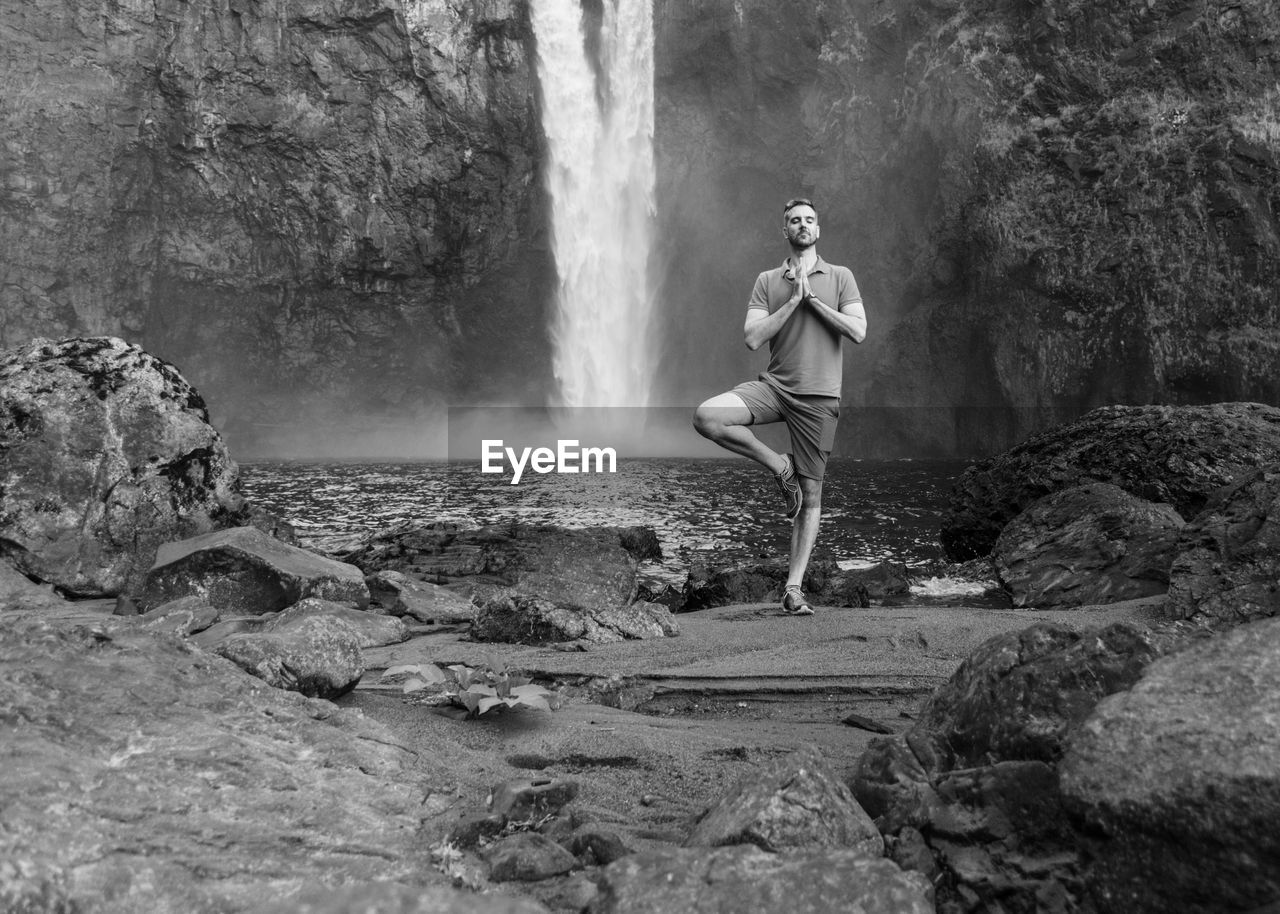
[746,255,862,399]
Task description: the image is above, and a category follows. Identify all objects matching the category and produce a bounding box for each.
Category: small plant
[381,661,565,718]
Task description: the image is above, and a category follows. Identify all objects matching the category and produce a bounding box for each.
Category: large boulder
[686,746,883,856]
[141,526,369,614]
[0,614,436,912]
[0,337,246,596]
[344,522,637,611]
[1061,616,1280,914]
[210,613,365,698]
[366,569,476,623]
[1166,466,1280,628]
[992,483,1185,608]
[906,621,1175,773]
[194,597,407,650]
[941,403,1280,561]
[592,845,933,914]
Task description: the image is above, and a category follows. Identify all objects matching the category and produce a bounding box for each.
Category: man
[692,198,867,616]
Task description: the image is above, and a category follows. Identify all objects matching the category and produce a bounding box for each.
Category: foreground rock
[941,403,1280,561]
[0,614,443,912]
[1061,616,1280,913]
[344,522,640,610]
[0,337,247,596]
[1166,466,1280,628]
[367,568,476,623]
[687,746,883,856]
[905,621,1175,773]
[195,598,409,698]
[851,619,1197,912]
[142,526,369,613]
[593,845,933,913]
[253,884,550,914]
[992,483,1185,608]
[472,593,678,645]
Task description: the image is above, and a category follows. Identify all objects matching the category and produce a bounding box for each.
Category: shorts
[731,377,840,480]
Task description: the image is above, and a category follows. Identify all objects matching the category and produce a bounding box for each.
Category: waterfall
[531,0,656,409]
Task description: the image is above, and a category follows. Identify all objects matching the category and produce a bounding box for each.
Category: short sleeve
[747,272,770,312]
[837,267,862,309]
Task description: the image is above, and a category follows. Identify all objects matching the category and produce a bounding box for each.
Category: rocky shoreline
[3,338,1280,913]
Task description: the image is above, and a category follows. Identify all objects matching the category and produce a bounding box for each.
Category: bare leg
[692,393,787,474]
[786,476,823,589]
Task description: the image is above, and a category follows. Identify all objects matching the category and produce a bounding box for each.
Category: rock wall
[0,0,552,456]
[3,0,1278,457]
[653,0,1280,456]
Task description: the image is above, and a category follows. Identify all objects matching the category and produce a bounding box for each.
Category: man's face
[783,205,820,248]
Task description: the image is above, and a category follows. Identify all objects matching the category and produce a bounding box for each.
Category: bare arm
[799,271,866,343]
[743,268,806,350]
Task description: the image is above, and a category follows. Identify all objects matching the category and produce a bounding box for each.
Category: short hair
[782,197,818,219]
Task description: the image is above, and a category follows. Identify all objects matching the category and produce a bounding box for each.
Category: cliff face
[1,0,552,455]
[3,0,1278,457]
[653,0,1280,456]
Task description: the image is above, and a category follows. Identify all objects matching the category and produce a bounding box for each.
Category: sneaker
[781,585,815,616]
[774,454,803,520]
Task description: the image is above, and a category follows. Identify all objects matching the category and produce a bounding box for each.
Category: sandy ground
[347,596,1167,849]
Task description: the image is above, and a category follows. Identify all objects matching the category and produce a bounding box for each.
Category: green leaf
[514,694,551,712]
[466,684,498,697]
[402,677,429,693]
[382,664,423,679]
[457,691,481,714]
[509,684,551,699]
[477,696,506,715]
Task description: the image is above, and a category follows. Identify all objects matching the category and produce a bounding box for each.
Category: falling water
[531,0,656,409]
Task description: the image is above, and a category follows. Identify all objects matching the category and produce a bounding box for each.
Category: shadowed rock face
[992,482,1185,608]
[940,402,1280,561]
[1167,466,1280,627]
[1061,616,1280,914]
[0,0,553,455]
[0,337,247,596]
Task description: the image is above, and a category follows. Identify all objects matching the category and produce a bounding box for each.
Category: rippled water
[241,458,990,598]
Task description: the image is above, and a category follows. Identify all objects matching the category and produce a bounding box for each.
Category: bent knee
[692,405,719,438]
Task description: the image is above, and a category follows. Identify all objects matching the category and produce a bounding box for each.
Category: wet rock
[992,482,1185,607]
[1166,465,1280,628]
[484,833,577,883]
[135,595,220,637]
[490,778,580,824]
[253,883,552,913]
[849,736,941,833]
[583,525,663,562]
[141,526,369,614]
[195,597,407,650]
[908,621,1172,772]
[1061,616,1280,914]
[211,614,365,698]
[472,593,677,645]
[0,614,427,912]
[366,569,475,623]
[593,845,933,914]
[0,337,246,597]
[941,403,1280,561]
[447,812,506,850]
[687,746,883,856]
[0,560,68,612]
[885,827,940,885]
[344,522,637,611]
[568,825,632,865]
[681,558,872,611]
